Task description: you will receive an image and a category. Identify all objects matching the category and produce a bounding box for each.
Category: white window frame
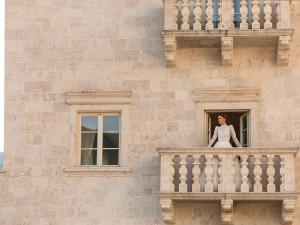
[78,112,121,166]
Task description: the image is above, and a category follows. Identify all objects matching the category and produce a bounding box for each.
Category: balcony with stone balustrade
[162,0,293,66]
[156,147,299,224]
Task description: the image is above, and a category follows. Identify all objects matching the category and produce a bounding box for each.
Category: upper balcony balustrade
[162,0,293,66]
[156,147,299,224]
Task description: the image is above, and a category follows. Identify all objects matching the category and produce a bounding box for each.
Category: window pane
[102,149,119,165]
[0,152,3,169]
[103,133,119,148]
[81,133,97,148]
[242,130,248,145]
[103,116,119,132]
[242,115,247,129]
[81,150,97,165]
[81,116,98,132]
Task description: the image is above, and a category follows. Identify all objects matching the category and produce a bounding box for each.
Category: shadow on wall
[0,152,3,168]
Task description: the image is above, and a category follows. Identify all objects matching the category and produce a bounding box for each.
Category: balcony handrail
[163,0,292,31]
[157,147,299,155]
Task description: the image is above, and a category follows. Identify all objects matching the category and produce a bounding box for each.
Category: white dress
[207,124,242,191]
[208,124,242,148]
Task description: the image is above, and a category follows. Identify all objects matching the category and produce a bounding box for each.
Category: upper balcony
[162,0,294,66]
[156,147,299,224]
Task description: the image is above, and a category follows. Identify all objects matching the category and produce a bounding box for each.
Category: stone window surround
[193,88,260,147]
[64,91,133,176]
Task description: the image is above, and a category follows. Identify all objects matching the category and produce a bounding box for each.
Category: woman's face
[217,115,226,125]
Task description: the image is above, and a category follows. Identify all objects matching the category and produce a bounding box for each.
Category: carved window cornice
[192,88,261,103]
[65,91,133,105]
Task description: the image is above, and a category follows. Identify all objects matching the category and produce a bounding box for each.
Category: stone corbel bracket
[221,199,233,225]
[278,36,291,66]
[221,37,233,65]
[282,199,296,225]
[162,35,177,67]
[159,198,175,224]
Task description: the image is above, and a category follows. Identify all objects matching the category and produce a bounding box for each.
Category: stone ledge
[65,91,133,105]
[157,147,299,156]
[161,29,294,38]
[156,192,300,201]
[64,166,133,176]
[0,169,6,174]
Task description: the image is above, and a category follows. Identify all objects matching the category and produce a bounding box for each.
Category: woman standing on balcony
[207,114,242,192]
[207,114,242,148]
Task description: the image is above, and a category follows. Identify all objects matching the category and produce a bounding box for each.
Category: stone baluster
[205,154,214,192]
[206,0,214,30]
[277,0,291,29]
[240,0,248,29]
[228,0,235,29]
[264,0,272,29]
[240,154,249,192]
[179,154,188,192]
[280,156,285,192]
[219,0,234,29]
[266,154,275,192]
[193,0,202,30]
[218,154,223,192]
[192,155,201,192]
[251,0,260,29]
[217,0,222,29]
[160,155,175,192]
[181,0,190,30]
[231,155,237,192]
[174,0,179,29]
[276,0,281,29]
[253,155,262,192]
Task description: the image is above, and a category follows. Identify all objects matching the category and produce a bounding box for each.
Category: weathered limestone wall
[2,0,300,224]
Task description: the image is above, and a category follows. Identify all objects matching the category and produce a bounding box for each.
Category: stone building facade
[2,0,300,225]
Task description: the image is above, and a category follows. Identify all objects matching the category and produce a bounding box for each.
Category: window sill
[0,169,7,175]
[64,166,133,176]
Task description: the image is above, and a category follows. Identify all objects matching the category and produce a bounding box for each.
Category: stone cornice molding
[65,91,133,105]
[192,88,261,103]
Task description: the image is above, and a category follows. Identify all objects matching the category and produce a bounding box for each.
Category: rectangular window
[206,110,250,147]
[79,113,120,166]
